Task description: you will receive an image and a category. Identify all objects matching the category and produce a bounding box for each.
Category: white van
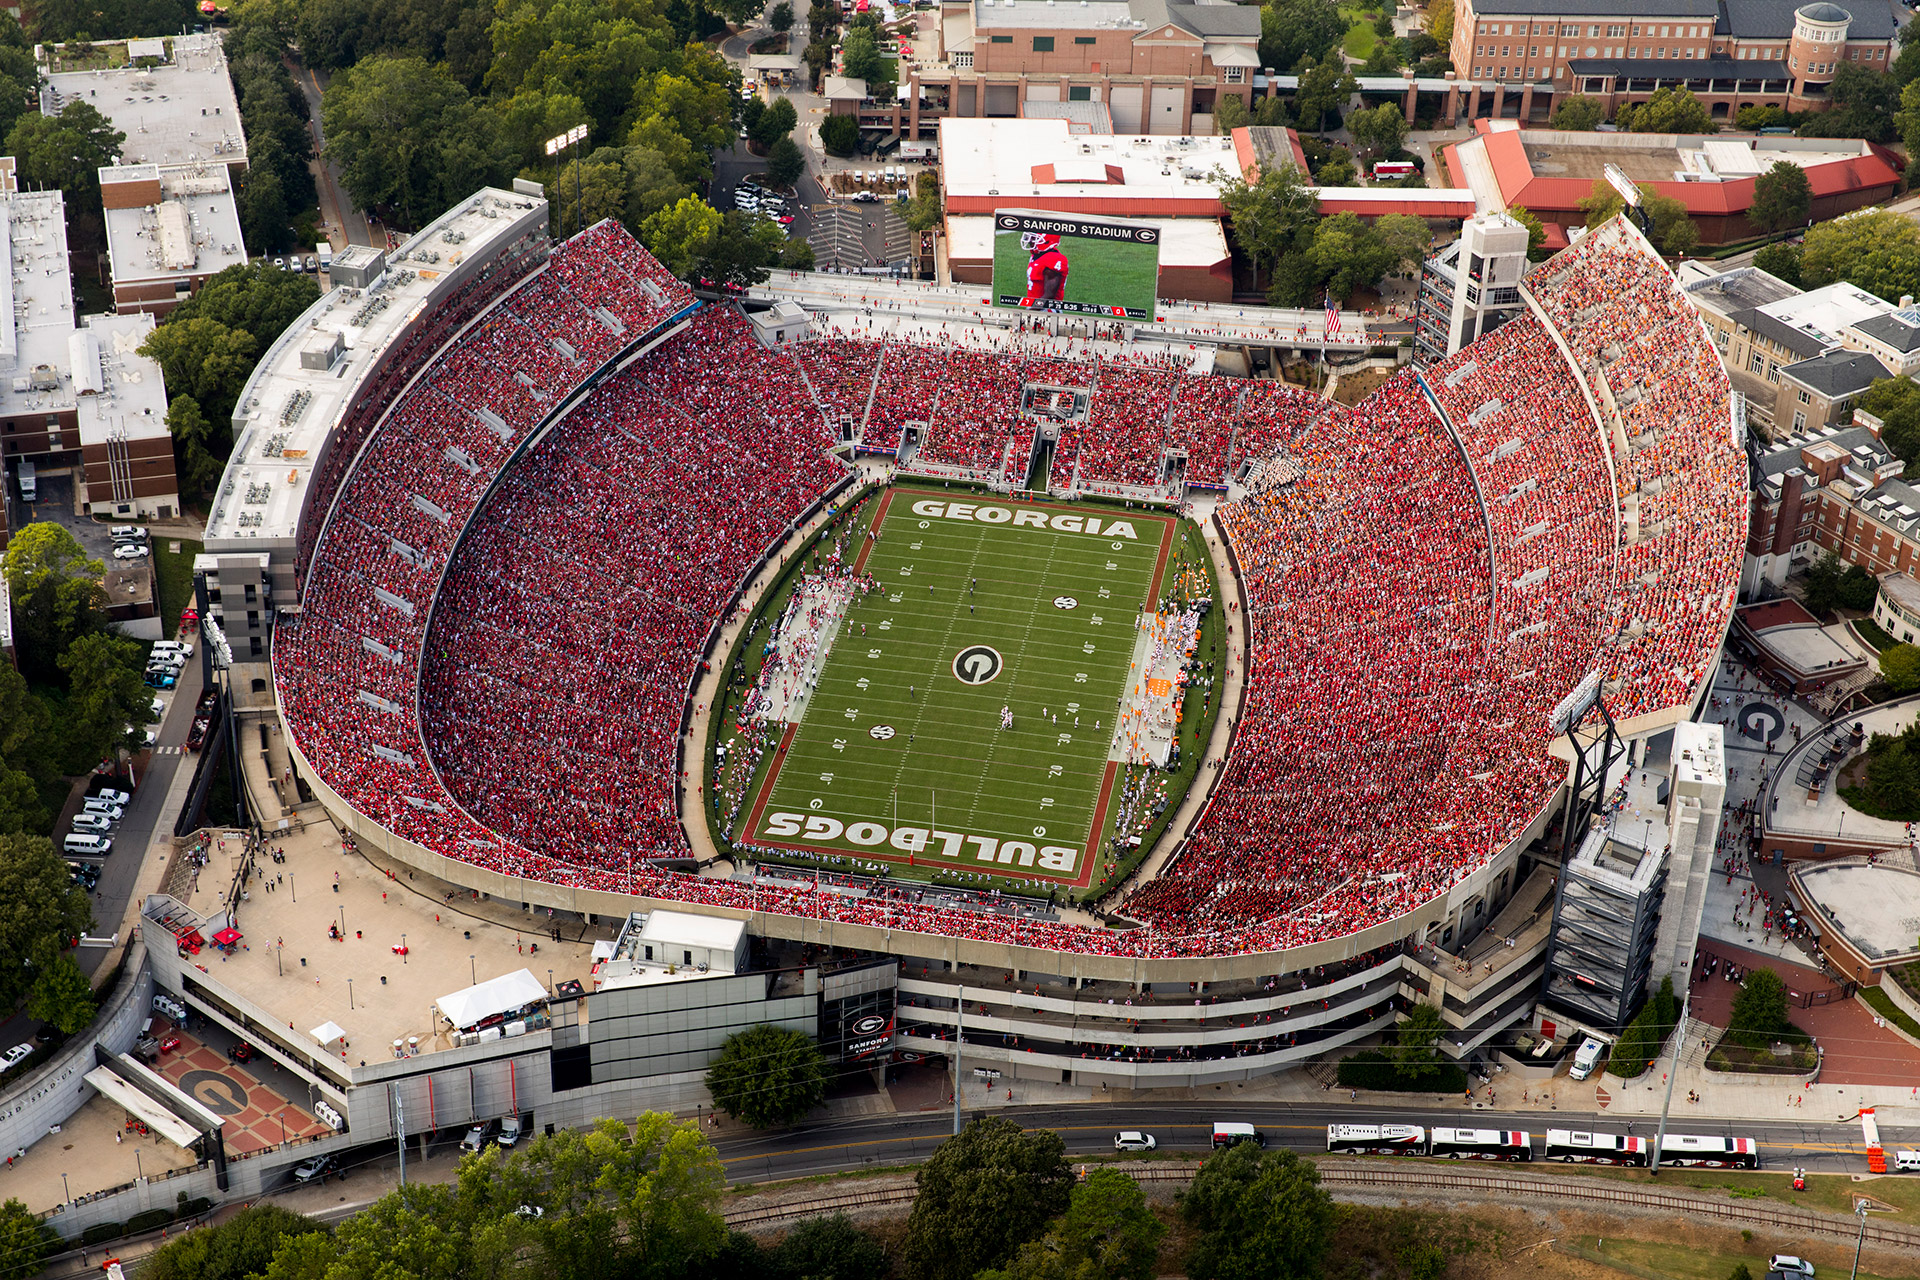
[1211,1122,1264,1149]
[1569,1037,1606,1081]
[110,525,149,543]
[1896,1149,1920,1171]
[64,833,112,855]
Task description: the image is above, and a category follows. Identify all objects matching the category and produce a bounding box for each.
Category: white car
[112,543,151,560]
[149,696,167,720]
[153,640,193,658]
[1114,1131,1156,1152]
[2,1044,30,1067]
[96,788,131,806]
[81,800,124,821]
[72,812,113,832]
[1768,1258,1814,1277]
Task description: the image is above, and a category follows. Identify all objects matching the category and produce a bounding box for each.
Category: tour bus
[1428,1128,1533,1162]
[1371,160,1417,180]
[1656,1134,1760,1169]
[1544,1129,1649,1167]
[1326,1124,1425,1156]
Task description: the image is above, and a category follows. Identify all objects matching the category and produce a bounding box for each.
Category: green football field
[740,488,1177,890]
[990,231,1160,321]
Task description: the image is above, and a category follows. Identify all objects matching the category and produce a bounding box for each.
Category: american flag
[1325,293,1341,338]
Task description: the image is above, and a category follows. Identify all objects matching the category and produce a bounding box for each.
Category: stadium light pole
[544,125,588,237]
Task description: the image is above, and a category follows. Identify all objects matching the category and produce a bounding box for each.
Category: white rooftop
[73,312,171,446]
[636,909,748,954]
[101,163,248,287]
[40,33,245,168]
[1756,281,1892,350]
[204,186,549,550]
[938,117,1237,206]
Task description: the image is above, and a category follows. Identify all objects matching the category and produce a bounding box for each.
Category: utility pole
[953,994,963,1136]
[1648,990,1689,1176]
[395,1089,407,1186]
[1850,1199,1870,1280]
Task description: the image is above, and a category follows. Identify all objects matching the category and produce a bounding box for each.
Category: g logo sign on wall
[851,1014,889,1036]
[953,645,1004,685]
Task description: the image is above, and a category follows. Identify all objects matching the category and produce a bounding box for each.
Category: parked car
[81,800,125,820]
[67,861,100,889]
[72,812,113,832]
[112,543,150,560]
[1114,1131,1156,1152]
[292,1154,337,1182]
[1768,1259,1814,1277]
[144,671,177,690]
[96,788,131,806]
[2,1044,30,1069]
[109,525,148,542]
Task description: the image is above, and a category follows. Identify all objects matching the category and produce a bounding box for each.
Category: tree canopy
[1881,644,1920,696]
[0,833,93,1010]
[980,1167,1166,1280]
[1859,375,1920,465]
[1549,95,1605,130]
[903,1116,1075,1280]
[0,1197,60,1280]
[1801,208,1920,304]
[1578,182,1697,257]
[1181,1143,1336,1280]
[704,1024,829,1128]
[1749,160,1812,234]
[1614,86,1713,133]
[1258,0,1347,74]
[1727,967,1791,1046]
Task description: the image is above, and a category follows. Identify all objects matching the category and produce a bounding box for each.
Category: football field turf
[990,232,1160,320]
[741,487,1177,891]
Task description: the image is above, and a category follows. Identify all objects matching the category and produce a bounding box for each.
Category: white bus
[1429,1128,1533,1161]
[1326,1124,1425,1156]
[1544,1129,1649,1167]
[1656,1134,1759,1169]
[1372,160,1417,180]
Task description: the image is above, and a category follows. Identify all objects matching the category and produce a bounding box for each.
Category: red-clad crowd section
[276,217,1742,959]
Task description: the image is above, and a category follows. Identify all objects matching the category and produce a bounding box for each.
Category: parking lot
[806,203,912,273]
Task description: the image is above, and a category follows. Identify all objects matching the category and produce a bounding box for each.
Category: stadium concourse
[274,214,1744,964]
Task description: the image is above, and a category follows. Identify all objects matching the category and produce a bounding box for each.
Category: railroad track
[724,1161,1920,1250]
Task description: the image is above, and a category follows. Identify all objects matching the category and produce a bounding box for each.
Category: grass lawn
[1577,1234,1905,1280]
[151,537,202,634]
[738,486,1177,894]
[1855,617,1899,653]
[1861,987,1920,1039]
[1547,1161,1920,1220]
[1342,20,1377,58]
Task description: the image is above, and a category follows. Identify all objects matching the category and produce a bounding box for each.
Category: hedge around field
[81,1221,125,1246]
[1337,1049,1469,1094]
[127,1208,175,1234]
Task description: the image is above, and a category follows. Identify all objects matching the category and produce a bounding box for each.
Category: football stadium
[179,183,1745,1098]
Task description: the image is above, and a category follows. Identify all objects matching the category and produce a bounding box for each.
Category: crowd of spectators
[276,218,1742,961]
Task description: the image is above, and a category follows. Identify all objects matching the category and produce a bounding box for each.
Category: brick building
[1743,415,1920,596]
[1447,0,1902,123]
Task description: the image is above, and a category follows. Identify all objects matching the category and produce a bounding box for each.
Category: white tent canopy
[436,968,547,1031]
[311,1020,347,1047]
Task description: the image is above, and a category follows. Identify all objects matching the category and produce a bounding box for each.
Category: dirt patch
[1331,365,1396,405]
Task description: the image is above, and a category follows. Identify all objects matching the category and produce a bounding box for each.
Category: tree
[1371,213,1431,277]
[1881,644,1920,696]
[752,95,799,148]
[641,195,725,278]
[1258,0,1347,74]
[1386,1002,1446,1081]
[1293,58,1355,135]
[0,833,92,1009]
[1736,104,1791,131]
[1839,563,1879,612]
[27,954,95,1034]
[1861,376,1920,465]
[1181,1143,1335,1280]
[1798,62,1896,142]
[842,28,890,89]
[1216,161,1321,286]
[1750,160,1812,234]
[1312,211,1398,302]
[770,0,794,31]
[1753,241,1803,288]
[903,1117,1074,1280]
[171,263,322,346]
[1727,1265,1754,1280]
[1347,101,1409,158]
[237,167,294,255]
[0,1197,59,1280]
[1549,94,1605,130]
[1727,967,1790,1046]
[140,1204,324,1280]
[1578,182,1696,256]
[766,136,806,187]
[61,632,150,764]
[808,0,839,38]
[1,522,101,598]
[1863,722,1920,818]
[1803,550,1846,618]
[1213,92,1249,134]
[139,320,259,428]
[1507,205,1548,259]
[1616,86,1713,134]
[983,1167,1163,1280]
[1427,0,1454,45]
[1611,974,1678,1079]
[1801,208,1920,304]
[165,396,225,503]
[768,1214,888,1280]
[1899,76,1920,157]
[323,55,512,227]
[4,101,125,207]
[704,1025,828,1128]
[802,39,834,86]
[821,113,860,156]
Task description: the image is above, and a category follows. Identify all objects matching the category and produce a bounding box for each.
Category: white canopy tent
[435,969,548,1031]
[311,1020,347,1049]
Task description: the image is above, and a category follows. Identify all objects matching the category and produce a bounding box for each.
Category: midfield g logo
[953,645,1003,685]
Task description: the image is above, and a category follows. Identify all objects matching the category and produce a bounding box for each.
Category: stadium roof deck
[1521,134,1871,185]
[100,163,248,289]
[40,33,246,169]
[939,118,1240,214]
[205,186,545,550]
[147,825,601,1068]
[1792,862,1920,962]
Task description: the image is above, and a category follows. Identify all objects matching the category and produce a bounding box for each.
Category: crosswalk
[152,745,184,755]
